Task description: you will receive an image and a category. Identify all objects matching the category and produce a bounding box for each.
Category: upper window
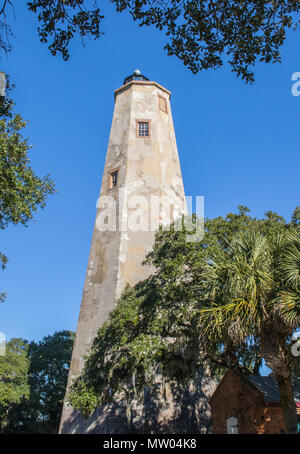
[158,95,167,114]
[137,121,150,137]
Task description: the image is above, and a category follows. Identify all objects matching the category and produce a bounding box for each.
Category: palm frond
[199,298,262,345]
[280,230,300,289]
[273,290,300,329]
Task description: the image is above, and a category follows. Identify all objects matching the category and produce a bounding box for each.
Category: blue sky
[1,2,299,343]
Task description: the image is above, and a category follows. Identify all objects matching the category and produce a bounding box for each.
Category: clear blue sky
[1,2,299,343]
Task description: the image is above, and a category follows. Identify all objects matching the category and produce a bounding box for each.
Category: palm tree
[198,228,300,433]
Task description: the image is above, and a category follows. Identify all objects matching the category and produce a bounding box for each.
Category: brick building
[210,370,300,434]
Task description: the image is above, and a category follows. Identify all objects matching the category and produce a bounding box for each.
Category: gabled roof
[247,375,300,403]
[209,369,261,404]
[210,369,300,406]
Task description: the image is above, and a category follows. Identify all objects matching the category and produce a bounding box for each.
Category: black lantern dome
[123,69,149,85]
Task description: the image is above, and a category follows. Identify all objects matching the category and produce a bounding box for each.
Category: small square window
[137,121,150,137]
[109,170,118,189]
[158,95,167,113]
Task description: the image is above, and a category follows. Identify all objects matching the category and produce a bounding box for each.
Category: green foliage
[0,99,56,230]
[0,0,14,55]
[0,76,15,274]
[67,380,100,419]
[0,76,55,300]
[0,338,30,431]
[198,230,300,350]
[196,221,300,432]
[112,0,300,83]
[2,330,74,434]
[69,206,300,419]
[1,2,300,81]
[68,268,207,416]
[27,0,103,61]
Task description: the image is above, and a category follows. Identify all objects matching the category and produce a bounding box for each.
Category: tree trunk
[275,374,298,433]
[261,333,298,433]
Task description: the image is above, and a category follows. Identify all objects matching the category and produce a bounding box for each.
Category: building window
[158,95,167,113]
[111,171,118,187]
[226,416,238,434]
[108,169,119,189]
[136,120,150,137]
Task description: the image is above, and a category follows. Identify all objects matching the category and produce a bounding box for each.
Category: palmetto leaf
[280,230,300,289]
[199,230,274,344]
[270,230,300,328]
[273,290,300,329]
[199,297,262,345]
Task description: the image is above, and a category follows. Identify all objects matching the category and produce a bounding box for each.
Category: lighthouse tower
[60,72,213,434]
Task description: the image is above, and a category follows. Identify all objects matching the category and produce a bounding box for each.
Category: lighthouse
[60,72,213,433]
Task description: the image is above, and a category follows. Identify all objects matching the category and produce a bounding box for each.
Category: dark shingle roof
[247,375,300,403]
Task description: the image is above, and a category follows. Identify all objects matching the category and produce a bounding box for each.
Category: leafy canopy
[2,330,74,434]
[68,206,300,418]
[0,338,30,430]
[195,222,300,433]
[0,79,56,231]
[0,1,300,82]
[115,0,300,82]
[27,0,103,61]
[0,77,55,298]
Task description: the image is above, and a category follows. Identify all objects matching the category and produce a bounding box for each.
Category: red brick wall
[210,371,287,434]
[257,406,286,434]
